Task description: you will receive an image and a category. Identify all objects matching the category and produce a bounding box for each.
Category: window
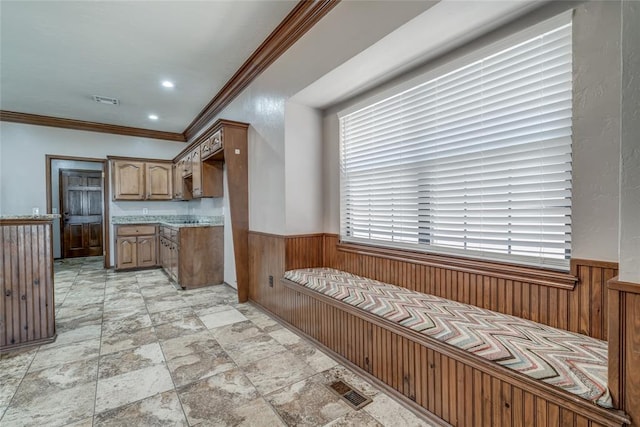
[339,15,573,270]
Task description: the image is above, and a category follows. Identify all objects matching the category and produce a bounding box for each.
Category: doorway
[46,155,110,269]
[60,169,103,258]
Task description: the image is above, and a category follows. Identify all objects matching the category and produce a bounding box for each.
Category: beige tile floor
[0,256,434,427]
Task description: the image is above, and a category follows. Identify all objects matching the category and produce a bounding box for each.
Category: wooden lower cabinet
[116,236,138,269]
[159,235,179,282]
[115,224,158,270]
[1,218,57,350]
[136,235,157,268]
[159,225,223,289]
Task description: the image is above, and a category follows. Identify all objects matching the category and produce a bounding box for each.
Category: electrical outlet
[268,275,274,287]
[142,208,148,215]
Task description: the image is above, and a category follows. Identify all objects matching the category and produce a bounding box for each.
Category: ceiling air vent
[93,95,119,105]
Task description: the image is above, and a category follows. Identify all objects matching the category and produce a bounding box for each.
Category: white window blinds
[339,18,573,270]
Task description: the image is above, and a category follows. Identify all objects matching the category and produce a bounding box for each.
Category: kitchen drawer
[117,224,157,236]
[160,226,178,241]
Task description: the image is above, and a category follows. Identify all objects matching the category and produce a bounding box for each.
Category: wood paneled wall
[248,232,286,313]
[271,232,618,340]
[320,234,615,341]
[608,277,640,426]
[248,231,630,426]
[284,234,324,271]
[1,220,56,350]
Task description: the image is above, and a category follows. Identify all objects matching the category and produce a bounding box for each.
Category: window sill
[336,241,578,290]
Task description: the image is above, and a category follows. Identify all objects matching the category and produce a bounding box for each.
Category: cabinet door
[182,154,192,177]
[173,244,180,282]
[137,236,157,267]
[116,236,137,269]
[159,236,167,271]
[112,160,145,200]
[145,162,173,200]
[172,164,183,200]
[191,147,202,198]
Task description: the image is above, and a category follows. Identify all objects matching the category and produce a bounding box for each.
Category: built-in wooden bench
[280,267,631,427]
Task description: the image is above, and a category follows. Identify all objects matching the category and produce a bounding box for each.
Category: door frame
[46,155,110,269]
[58,168,104,259]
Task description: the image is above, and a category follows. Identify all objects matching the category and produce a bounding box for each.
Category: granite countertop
[0,214,61,221]
[111,215,223,228]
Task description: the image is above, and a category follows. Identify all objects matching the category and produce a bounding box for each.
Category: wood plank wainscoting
[249,231,632,426]
[608,277,640,426]
[1,218,57,351]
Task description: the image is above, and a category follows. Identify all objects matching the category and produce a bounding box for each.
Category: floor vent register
[327,380,372,410]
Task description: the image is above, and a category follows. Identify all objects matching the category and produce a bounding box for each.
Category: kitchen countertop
[0,214,61,221]
[111,215,223,228]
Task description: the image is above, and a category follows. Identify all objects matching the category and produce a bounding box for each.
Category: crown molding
[183,0,340,141]
[0,110,186,142]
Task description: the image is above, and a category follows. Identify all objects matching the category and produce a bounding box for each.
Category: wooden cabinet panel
[158,225,222,288]
[181,153,192,177]
[112,160,145,200]
[172,163,189,200]
[191,147,202,198]
[201,130,223,160]
[1,219,56,351]
[178,226,223,289]
[137,236,157,268]
[116,236,137,270]
[202,160,223,198]
[145,162,173,200]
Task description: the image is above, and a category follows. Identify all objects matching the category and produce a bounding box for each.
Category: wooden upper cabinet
[145,162,173,200]
[181,153,192,177]
[111,158,172,201]
[112,160,145,200]
[172,164,183,200]
[191,146,202,198]
[201,130,223,160]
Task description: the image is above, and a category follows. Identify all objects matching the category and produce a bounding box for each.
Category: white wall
[284,101,323,234]
[571,1,621,263]
[0,122,187,265]
[619,0,640,282]
[322,1,624,263]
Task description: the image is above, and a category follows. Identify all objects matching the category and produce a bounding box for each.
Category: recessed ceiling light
[161,80,174,88]
[148,114,159,120]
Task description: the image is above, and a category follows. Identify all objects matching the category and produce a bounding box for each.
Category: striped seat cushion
[284,267,612,408]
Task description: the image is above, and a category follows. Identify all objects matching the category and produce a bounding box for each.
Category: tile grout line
[91,259,108,427]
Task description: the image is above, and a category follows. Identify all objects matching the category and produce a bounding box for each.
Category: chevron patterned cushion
[284,267,612,408]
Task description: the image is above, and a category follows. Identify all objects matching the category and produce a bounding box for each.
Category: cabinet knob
[5,290,11,297]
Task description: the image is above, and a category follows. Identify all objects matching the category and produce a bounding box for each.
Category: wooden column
[608,277,640,424]
[220,120,250,302]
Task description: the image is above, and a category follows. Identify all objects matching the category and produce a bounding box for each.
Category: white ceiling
[0,0,296,133]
